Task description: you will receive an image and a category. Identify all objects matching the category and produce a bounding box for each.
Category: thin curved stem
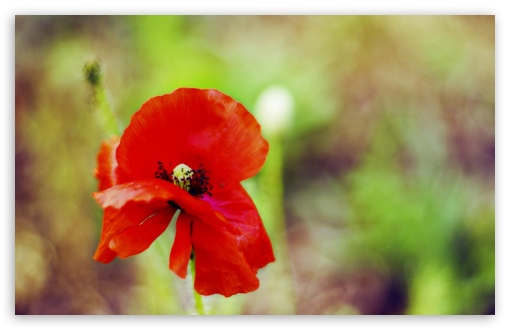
[260,135,296,314]
[83,59,122,136]
[190,257,205,315]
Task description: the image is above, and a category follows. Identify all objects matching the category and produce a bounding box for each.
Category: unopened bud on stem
[255,85,294,136]
[83,59,121,136]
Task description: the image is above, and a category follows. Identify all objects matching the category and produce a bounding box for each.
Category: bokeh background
[15,15,494,315]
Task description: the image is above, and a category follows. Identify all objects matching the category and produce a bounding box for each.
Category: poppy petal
[110,208,174,258]
[95,135,121,191]
[205,183,275,271]
[93,208,117,263]
[93,201,173,263]
[192,220,260,297]
[115,88,269,187]
[93,178,237,263]
[93,179,231,228]
[169,212,193,278]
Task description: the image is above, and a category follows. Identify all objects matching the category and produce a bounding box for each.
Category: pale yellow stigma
[172,163,193,191]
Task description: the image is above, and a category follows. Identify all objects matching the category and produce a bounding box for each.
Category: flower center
[172,163,193,191]
[155,161,212,198]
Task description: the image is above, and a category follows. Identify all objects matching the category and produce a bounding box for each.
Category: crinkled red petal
[95,135,121,191]
[93,179,237,264]
[93,201,172,263]
[115,88,269,187]
[110,207,174,258]
[192,219,260,297]
[169,212,193,278]
[93,179,232,228]
[189,183,274,296]
[205,182,275,272]
[93,208,118,263]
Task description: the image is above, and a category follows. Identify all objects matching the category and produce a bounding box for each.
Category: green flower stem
[260,135,296,314]
[178,205,205,315]
[190,257,205,315]
[265,136,288,255]
[83,60,122,136]
[142,209,182,313]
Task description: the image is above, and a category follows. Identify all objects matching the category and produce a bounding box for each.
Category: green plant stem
[190,257,205,315]
[83,60,121,136]
[93,85,121,136]
[260,135,296,314]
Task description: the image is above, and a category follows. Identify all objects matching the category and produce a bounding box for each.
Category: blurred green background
[15,15,494,315]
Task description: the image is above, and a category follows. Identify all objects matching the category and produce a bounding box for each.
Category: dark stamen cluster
[154,162,212,198]
[155,161,171,181]
[186,164,212,198]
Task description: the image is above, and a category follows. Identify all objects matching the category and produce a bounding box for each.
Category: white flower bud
[255,86,294,136]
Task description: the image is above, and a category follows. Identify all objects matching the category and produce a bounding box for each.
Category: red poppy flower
[92,88,275,297]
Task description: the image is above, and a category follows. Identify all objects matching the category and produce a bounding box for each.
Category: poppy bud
[255,85,294,136]
[83,59,103,87]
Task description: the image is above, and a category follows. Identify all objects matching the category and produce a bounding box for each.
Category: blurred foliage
[15,15,494,314]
